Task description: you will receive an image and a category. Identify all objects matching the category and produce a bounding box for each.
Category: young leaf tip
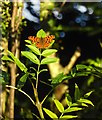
[37,29,46,38]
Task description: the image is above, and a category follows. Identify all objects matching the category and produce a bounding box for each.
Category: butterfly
[28,35,55,49]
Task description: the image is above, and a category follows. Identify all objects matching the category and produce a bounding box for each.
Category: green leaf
[43,108,58,119]
[60,115,77,119]
[8,51,27,72]
[51,73,68,85]
[70,68,76,77]
[37,29,46,38]
[76,64,88,70]
[39,69,48,74]
[1,55,14,62]
[74,83,80,101]
[71,103,79,107]
[78,98,94,106]
[48,40,55,48]
[29,73,35,77]
[64,107,82,113]
[41,49,57,57]
[54,99,64,113]
[0,71,9,85]
[65,94,72,107]
[17,73,29,88]
[41,57,58,65]
[79,103,88,107]
[75,71,90,77]
[25,40,32,44]
[26,45,41,55]
[71,103,88,107]
[21,51,40,65]
[0,75,5,84]
[84,91,94,98]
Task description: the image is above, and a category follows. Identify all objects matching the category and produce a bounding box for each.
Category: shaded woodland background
[1,1,102,119]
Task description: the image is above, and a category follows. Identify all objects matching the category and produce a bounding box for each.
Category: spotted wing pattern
[28,35,55,48]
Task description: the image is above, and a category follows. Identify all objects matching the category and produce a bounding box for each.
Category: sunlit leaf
[77,98,94,106]
[1,55,14,62]
[54,99,64,113]
[42,49,57,57]
[37,29,46,38]
[71,103,88,107]
[25,40,32,44]
[60,115,77,119]
[43,108,58,119]
[76,64,88,70]
[51,73,68,85]
[21,51,40,65]
[84,91,94,98]
[41,57,58,65]
[64,107,82,113]
[74,83,80,101]
[26,45,41,55]
[71,102,88,107]
[65,94,72,107]
[8,51,27,72]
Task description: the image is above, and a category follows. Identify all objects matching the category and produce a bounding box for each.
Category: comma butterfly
[28,35,55,49]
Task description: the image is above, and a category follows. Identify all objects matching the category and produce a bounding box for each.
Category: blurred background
[1,0,102,119]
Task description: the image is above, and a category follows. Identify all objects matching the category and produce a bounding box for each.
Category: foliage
[1,1,26,40]
[1,2,12,39]
[1,29,96,119]
[43,83,94,119]
[78,59,102,119]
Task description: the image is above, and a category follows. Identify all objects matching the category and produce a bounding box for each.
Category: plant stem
[34,50,45,119]
[59,113,64,119]
[34,88,44,119]
[36,50,42,89]
[36,66,40,89]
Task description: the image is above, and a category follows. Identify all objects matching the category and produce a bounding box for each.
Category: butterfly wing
[28,36,39,43]
[28,35,55,49]
[43,35,55,48]
[35,38,43,48]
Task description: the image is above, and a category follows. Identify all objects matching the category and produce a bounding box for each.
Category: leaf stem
[59,112,64,119]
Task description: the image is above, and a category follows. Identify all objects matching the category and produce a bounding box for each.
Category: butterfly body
[28,35,55,48]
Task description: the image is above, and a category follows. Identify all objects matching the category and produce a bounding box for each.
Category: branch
[15,3,23,31]
[11,2,18,33]
[64,47,81,74]
[6,85,35,106]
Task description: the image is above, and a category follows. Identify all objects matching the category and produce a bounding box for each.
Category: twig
[64,47,81,74]
[61,0,67,8]
[41,88,54,105]
[32,113,41,120]
[6,85,36,106]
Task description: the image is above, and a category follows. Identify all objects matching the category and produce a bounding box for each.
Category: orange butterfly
[28,35,55,49]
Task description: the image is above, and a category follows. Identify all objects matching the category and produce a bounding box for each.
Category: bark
[9,1,23,118]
